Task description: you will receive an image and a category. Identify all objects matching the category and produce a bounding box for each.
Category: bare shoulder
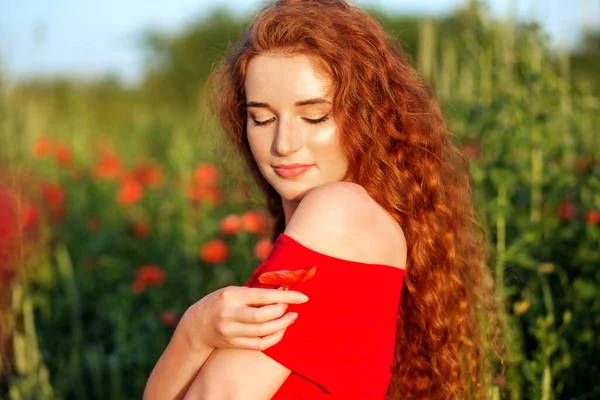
[285,182,407,269]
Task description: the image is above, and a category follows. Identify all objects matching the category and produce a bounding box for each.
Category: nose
[273,117,302,156]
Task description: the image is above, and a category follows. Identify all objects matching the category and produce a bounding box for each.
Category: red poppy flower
[587,209,600,226]
[187,185,222,206]
[200,239,229,264]
[254,238,273,261]
[241,210,266,234]
[92,152,121,180]
[136,264,166,286]
[131,279,147,294]
[132,220,151,239]
[54,145,73,166]
[40,181,65,221]
[41,182,65,210]
[161,310,178,327]
[220,214,242,236]
[0,190,18,241]
[129,161,163,188]
[0,267,17,286]
[0,190,20,280]
[557,200,577,221]
[193,163,219,186]
[21,203,40,229]
[258,265,317,290]
[33,136,53,158]
[117,179,144,206]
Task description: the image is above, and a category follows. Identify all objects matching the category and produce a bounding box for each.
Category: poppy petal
[258,265,317,286]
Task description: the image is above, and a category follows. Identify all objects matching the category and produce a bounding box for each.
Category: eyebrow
[246,98,331,108]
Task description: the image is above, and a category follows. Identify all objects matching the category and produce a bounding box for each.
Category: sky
[0,0,598,85]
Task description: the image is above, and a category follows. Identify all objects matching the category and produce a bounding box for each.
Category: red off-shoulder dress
[244,233,406,399]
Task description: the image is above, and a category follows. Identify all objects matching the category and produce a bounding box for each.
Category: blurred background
[0,0,599,399]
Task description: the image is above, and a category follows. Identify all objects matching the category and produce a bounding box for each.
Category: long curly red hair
[208,0,502,398]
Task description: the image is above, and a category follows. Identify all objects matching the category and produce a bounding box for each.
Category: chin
[266,176,316,201]
[274,184,313,202]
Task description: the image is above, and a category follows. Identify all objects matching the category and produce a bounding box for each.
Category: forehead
[244,53,332,101]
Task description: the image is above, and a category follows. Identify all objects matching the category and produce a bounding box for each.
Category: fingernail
[298,295,309,303]
[290,312,298,320]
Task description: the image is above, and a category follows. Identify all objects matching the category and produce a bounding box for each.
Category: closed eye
[303,115,330,124]
[251,117,276,127]
[250,114,330,127]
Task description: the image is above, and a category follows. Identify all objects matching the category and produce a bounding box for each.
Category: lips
[273,164,314,178]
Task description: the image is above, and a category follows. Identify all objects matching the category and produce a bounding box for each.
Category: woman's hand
[180,286,309,352]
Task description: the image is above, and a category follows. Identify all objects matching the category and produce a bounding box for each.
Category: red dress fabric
[244,233,406,399]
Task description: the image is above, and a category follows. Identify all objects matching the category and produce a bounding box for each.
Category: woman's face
[244,53,348,202]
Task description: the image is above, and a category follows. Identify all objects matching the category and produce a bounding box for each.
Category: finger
[235,303,289,323]
[244,287,309,306]
[235,312,298,337]
[230,327,288,351]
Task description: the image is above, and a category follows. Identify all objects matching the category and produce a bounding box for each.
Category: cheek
[310,125,345,160]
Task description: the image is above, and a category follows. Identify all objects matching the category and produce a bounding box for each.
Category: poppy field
[2,135,277,397]
[1,4,600,399]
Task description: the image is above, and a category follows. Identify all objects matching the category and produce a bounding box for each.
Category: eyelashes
[251,117,274,127]
[250,115,330,127]
[305,115,330,125]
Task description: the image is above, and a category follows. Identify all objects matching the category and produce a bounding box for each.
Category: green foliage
[140,9,247,108]
[135,5,600,110]
[421,3,600,398]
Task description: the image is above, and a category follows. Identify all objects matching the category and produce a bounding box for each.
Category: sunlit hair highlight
[208,0,502,398]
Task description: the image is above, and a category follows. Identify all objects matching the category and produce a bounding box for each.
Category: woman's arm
[184,182,407,399]
[144,287,308,400]
[144,312,215,400]
[183,349,291,400]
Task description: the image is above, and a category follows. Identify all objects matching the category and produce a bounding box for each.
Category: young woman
[144,0,500,399]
